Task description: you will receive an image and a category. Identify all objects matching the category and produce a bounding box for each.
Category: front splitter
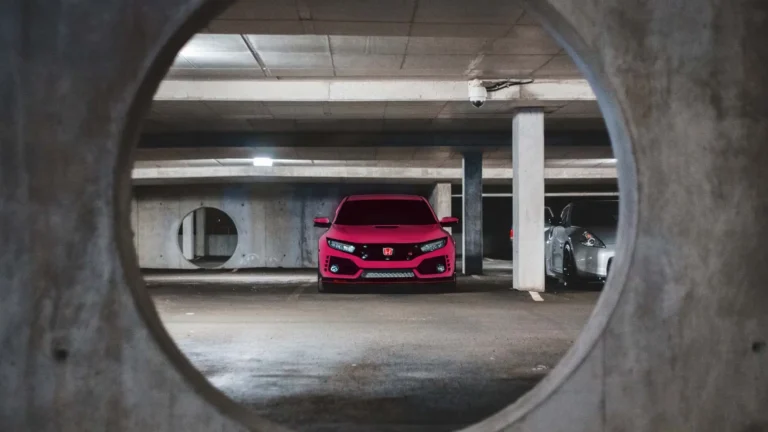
[321,275,456,290]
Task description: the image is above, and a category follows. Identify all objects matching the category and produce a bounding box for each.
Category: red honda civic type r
[313,194,459,292]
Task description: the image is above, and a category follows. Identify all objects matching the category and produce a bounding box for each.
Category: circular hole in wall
[123,1,631,431]
[177,207,238,269]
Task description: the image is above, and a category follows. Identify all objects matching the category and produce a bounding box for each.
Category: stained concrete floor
[146,266,599,432]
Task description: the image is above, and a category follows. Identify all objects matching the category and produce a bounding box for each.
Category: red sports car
[313,194,459,292]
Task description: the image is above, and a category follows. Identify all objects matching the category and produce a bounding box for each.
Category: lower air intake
[361,270,415,279]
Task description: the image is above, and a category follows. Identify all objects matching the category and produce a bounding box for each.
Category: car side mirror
[313,217,331,228]
[440,216,459,228]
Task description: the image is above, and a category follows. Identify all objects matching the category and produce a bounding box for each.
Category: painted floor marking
[529,292,544,302]
[288,283,310,301]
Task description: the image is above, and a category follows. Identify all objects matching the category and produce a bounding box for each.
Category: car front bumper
[572,243,615,279]
[319,248,456,282]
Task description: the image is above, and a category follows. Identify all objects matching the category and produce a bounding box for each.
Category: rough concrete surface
[466,1,768,431]
[2,0,767,431]
[147,272,597,431]
[461,152,483,275]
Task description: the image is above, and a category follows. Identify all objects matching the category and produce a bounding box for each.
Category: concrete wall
[176,234,236,256]
[132,183,434,269]
[5,1,768,431]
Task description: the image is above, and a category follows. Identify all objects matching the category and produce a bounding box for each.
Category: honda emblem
[382,247,394,256]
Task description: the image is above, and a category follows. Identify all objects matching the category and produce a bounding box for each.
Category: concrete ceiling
[145,100,603,132]
[173,0,574,80]
[170,33,574,80]
[148,0,602,134]
[205,0,534,35]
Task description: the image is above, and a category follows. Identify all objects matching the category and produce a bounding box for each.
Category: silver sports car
[546,200,618,285]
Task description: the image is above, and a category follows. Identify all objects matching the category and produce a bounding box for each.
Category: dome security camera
[468,79,487,108]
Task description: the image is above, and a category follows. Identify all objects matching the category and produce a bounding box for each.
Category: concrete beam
[133,158,617,169]
[139,131,612,149]
[131,166,617,185]
[154,79,595,103]
[451,192,620,198]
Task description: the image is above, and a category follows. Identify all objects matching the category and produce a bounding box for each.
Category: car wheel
[562,245,581,288]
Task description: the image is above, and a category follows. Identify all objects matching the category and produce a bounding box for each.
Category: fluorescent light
[252,157,273,167]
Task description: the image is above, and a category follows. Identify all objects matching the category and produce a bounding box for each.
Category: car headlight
[327,239,355,253]
[420,238,447,253]
[579,231,606,248]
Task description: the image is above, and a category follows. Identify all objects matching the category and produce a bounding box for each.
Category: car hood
[584,225,617,246]
[328,224,448,244]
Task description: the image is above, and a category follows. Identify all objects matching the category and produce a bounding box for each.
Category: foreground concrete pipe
[0,1,766,432]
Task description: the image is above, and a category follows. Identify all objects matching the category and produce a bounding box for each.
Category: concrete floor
[146,265,598,432]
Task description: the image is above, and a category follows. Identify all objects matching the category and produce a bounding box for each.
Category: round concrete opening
[177,207,238,269]
[119,1,633,431]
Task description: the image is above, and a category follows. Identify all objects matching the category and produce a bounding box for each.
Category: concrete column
[194,208,206,257]
[182,212,194,260]
[462,152,483,275]
[429,183,452,234]
[512,108,545,291]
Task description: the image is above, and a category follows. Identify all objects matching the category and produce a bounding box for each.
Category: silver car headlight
[579,231,606,248]
[328,239,356,253]
[420,238,447,253]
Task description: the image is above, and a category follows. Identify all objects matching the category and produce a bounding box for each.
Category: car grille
[355,243,423,261]
[361,270,415,279]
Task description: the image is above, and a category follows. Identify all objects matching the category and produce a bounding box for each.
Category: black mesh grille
[355,243,423,261]
[361,270,416,279]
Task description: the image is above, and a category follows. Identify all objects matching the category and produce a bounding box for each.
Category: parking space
[148,269,598,431]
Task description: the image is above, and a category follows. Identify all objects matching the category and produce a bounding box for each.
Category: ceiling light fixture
[252,157,273,167]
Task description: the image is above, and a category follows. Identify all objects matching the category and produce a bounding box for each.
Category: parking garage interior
[128,5,617,429]
[7,1,764,432]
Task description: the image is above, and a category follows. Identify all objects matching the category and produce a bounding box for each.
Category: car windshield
[335,199,437,225]
[570,201,619,227]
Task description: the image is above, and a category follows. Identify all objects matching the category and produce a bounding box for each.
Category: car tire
[562,245,581,288]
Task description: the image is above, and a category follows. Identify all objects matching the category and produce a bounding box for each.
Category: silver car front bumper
[572,242,615,279]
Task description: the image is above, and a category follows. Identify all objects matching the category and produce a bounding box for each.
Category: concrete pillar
[462,152,483,275]
[194,208,206,257]
[182,212,194,260]
[512,108,545,291]
[429,183,452,234]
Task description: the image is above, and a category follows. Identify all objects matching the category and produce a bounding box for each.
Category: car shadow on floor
[544,277,605,293]
[323,273,529,295]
